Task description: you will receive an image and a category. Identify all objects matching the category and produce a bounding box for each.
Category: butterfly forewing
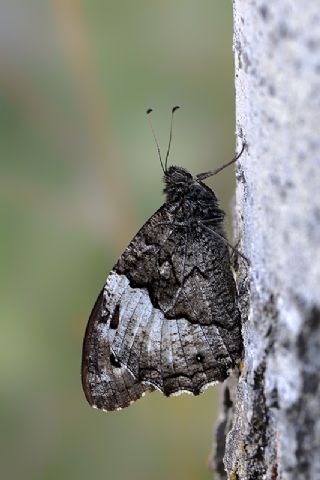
[81,289,153,411]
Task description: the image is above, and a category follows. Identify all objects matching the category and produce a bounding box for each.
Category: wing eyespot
[110,353,121,368]
[110,304,120,329]
[195,353,204,363]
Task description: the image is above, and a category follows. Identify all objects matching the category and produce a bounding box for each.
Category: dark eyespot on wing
[110,352,121,368]
[110,304,120,329]
[196,353,204,363]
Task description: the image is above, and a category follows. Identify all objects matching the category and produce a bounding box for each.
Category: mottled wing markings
[82,162,243,410]
[81,285,153,411]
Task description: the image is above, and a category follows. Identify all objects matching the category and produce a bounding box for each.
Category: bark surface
[213,2,320,479]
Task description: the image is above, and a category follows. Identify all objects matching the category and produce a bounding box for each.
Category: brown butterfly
[82,107,245,411]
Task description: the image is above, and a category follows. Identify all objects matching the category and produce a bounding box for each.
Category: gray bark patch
[212,1,320,479]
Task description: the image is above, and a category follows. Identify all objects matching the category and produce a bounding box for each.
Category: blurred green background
[0,1,235,479]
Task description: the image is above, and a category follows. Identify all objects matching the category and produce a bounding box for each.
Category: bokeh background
[0,1,236,479]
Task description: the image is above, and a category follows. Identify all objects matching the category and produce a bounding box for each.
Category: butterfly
[81,107,245,411]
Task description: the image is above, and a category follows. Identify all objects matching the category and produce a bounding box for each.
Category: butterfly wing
[82,202,242,409]
[112,208,242,396]
[81,289,153,411]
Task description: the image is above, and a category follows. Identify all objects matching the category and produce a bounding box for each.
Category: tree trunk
[213,1,320,479]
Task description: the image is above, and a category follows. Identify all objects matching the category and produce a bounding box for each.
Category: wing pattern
[82,199,242,410]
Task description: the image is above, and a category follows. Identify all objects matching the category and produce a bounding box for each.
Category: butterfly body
[164,166,224,225]
[82,163,242,411]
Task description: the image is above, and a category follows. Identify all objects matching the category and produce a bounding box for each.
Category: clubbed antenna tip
[146,106,181,173]
[146,107,164,173]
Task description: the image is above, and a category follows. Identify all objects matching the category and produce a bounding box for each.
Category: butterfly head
[163,165,193,202]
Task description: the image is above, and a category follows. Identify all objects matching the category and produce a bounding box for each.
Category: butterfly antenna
[165,106,180,171]
[146,108,165,174]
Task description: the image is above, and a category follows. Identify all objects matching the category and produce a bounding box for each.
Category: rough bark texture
[213,1,320,479]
